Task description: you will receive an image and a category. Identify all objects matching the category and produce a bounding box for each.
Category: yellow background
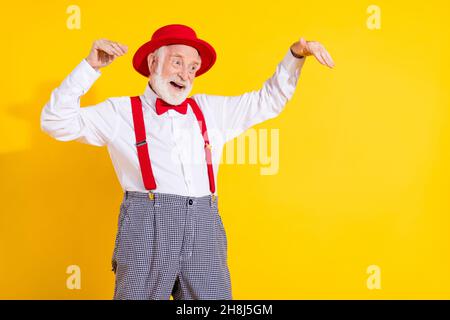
[1,0,449,299]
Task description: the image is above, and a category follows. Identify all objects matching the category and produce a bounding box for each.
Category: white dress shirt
[40,49,305,197]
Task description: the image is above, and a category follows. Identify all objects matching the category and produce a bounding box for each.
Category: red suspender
[130,96,157,190]
[130,96,216,194]
[186,97,216,194]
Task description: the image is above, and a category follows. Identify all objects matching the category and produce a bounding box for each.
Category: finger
[307,41,319,55]
[320,51,333,68]
[313,49,327,66]
[319,48,334,68]
[111,42,125,55]
[98,39,120,56]
[98,43,116,56]
[326,52,335,67]
[300,37,308,52]
[107,43,122,56]
[320,48,335,67]
[111,42,123,56]
[117,43,128,53]
[321,51,333,68]
[311,44,328,66]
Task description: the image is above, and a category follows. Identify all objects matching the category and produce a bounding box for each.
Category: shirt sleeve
[40,59,120,147]
[193,48,306,143]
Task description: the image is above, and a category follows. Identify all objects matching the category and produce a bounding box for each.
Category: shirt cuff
[69,59,102,94]
[280,48,306,75]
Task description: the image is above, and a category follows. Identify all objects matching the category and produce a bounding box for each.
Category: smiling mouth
[169,81,185,90]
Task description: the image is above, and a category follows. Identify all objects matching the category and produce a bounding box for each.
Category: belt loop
[149,190,160,207]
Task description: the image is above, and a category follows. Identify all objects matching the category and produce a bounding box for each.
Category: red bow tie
[155,98,188,115]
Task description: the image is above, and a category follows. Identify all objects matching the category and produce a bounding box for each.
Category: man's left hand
[291,38,335,68]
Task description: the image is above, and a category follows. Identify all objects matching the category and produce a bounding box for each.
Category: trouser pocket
[212,201,228,254]
[112,200,131,274]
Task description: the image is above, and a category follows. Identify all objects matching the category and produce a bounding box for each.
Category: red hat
[133,24,217,78]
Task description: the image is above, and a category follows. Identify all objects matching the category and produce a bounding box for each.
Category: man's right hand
[85,39,128,71]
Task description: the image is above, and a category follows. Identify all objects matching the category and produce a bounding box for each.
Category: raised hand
[291,37,335,68]
[85,39,128,71]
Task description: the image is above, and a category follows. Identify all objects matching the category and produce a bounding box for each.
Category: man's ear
[147,53,155,76]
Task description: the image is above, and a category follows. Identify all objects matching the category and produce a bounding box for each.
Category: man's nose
[178,67,190,82]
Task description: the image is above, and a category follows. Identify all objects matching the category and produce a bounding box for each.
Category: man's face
[148,44,201,105]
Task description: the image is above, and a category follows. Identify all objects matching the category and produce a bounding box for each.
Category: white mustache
[168,78,188,87]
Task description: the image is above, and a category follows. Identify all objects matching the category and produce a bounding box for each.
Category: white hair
[152,45,167,75]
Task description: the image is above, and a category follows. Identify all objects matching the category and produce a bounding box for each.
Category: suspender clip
[136,140,147,147]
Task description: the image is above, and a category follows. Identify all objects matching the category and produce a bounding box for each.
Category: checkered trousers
[111,191,232,300]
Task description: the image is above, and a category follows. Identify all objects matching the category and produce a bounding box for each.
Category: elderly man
[40,24,334,300]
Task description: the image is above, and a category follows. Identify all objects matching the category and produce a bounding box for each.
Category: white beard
[151,72,193,106]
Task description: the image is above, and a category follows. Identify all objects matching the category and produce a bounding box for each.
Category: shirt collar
[142,82,158,113]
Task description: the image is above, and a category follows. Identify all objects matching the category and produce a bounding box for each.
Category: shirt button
[188,199,193,205]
